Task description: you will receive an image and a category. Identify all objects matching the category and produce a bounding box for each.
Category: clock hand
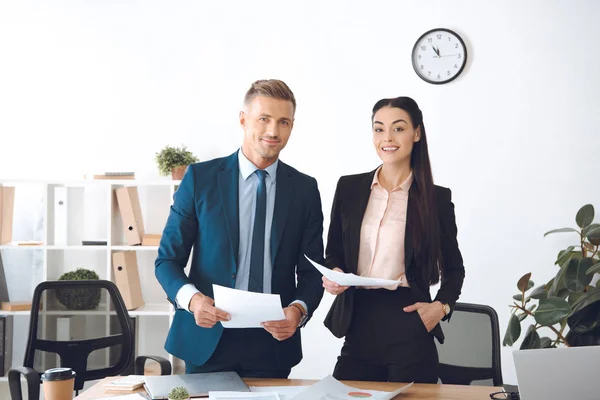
[431,45,440,57]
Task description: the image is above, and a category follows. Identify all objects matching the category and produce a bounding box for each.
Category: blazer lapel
[346,170,377,274]
[217,153,240,270]
[271,162,294,265]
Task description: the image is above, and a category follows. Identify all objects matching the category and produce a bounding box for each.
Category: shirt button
[232,273,236,280]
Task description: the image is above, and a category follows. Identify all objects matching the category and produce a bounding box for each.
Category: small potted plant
[155,145,199,180]
[56,268,101,310]
[167,386,190,400]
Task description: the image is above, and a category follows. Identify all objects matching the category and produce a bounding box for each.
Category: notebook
[143,371,250,399]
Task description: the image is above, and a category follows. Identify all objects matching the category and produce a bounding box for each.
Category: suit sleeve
[434,188,465,321]
[294,177,325,322]
[155,167,199,304]
[325,177,347,272]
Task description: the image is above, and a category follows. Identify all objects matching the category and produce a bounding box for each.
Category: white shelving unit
[0,179,186,380]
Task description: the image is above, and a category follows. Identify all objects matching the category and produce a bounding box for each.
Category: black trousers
[185,328,291,378]
[333,287,439,383]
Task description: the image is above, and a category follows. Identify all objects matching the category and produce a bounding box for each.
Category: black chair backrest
[436,302,503,386]
[23,280,133,391]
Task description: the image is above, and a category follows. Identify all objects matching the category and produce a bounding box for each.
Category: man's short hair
[243,79,296,112]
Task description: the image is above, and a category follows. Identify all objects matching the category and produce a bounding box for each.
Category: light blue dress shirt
[175,149,307,315]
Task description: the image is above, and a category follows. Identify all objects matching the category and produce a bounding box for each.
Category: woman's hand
[403,301,445,332]
[322,268,350,295]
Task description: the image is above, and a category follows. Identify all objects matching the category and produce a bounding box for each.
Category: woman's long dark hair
[372,96,443,285]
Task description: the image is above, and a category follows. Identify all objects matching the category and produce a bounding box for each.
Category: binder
[0,315,13,376]
[112,251,144,310]
[0,186,15,245]
[115,187,145,245]
[54,186,68,246]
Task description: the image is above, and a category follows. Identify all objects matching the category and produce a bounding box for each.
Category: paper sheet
[304,255,402,287]
[209,391,281,400]
[290,375,413,400]
[251,386,306,400]
[213,284,286,328]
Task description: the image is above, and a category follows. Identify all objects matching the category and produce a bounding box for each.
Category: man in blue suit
[155,79,325,378]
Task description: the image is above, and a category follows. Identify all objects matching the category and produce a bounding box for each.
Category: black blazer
[323,170,465,344]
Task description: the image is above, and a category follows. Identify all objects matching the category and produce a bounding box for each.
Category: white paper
[304,255,402,287]
[101,394,149,400]
[212,284,286,328]
[251,386,306,400]
[291,375,413,400]
[209,391,280,400]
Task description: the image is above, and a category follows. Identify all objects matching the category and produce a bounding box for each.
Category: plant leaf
[568,292,583,307]
[503,314,521,346]
[517,273,532,292]
[534,297,571,326]
[530,285,548,300]
[586,261,600,276]
[540,337,553,348]
[544,228,579,237]
[548,266,567,297]
[576,204,594,228]
[555,246,575,266]
[517,312,528,322]
[513,294,523,301]
[586,224,600,245]
[520,325,541,349]
[570,287,600,315]
[564,257,594,292]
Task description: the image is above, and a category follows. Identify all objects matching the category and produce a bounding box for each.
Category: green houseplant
[504,204,600,349]
[167,386,190,400]
[155,145,199,180]
[56,268,101,310]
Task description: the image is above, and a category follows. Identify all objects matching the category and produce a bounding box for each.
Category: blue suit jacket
[155,151,325,367]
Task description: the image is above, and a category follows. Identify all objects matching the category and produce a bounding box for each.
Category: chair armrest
[135,355,172,375]
[9,367,40,400]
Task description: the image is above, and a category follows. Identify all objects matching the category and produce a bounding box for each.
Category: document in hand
[304,255,402,287]
[213,284,286,328]
[291,375,413,400]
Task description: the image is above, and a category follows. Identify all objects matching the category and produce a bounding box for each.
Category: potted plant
[155,145,199,180]
[504,204,600,349]
[167,386,190,400]
[56,268,102,310]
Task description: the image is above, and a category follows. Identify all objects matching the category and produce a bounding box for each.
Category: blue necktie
[249,169,267,293]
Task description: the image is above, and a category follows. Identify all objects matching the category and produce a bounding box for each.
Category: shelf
[111,245,159,251]
[46,245,108,250]
[3,304,174,317]
[128,303,174,316]
[0,242,44,250]
[0,179,181,186]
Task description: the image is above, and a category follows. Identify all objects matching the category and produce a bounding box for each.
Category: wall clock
[412,28,467,84]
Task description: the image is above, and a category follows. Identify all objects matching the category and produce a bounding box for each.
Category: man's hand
[189,292,231,328]
[262,306,302,341]
[403,301,445,332]
[322,267,350,295]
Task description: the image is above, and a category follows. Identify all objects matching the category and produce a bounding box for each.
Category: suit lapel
[346,170,377,274]
[217,153,240,270]
[271,162,294,265]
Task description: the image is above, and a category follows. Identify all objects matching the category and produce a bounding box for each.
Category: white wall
[1,0,600,385]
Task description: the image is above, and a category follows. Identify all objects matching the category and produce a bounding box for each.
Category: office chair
[8,280,171,400]
[436,302,503,386]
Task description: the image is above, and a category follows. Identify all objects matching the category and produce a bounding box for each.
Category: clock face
[412,28,467,84]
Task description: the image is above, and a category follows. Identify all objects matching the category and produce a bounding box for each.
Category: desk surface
[75,376,500,400]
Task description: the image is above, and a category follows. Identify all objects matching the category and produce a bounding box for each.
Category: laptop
[143,371,250,399]
[513,345,600,400]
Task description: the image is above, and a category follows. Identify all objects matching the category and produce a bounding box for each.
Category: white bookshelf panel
[3,182,45,244]
[0,247,44,301]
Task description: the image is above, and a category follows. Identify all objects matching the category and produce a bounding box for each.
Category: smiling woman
[322,96,465,383]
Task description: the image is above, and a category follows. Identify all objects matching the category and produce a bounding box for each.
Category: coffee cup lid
[41,368,76,381]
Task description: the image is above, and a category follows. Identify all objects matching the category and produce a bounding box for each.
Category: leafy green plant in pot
[167,386,190,400]
[155,145,199,180]
[56,268,101,310]
[504,204,600,349]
